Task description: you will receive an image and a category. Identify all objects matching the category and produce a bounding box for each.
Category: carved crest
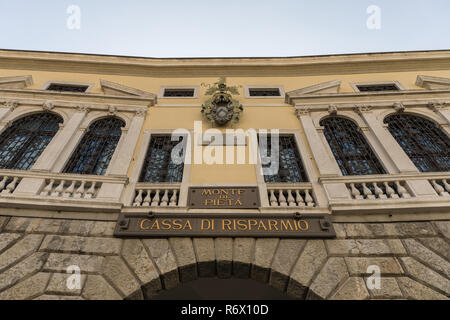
[201,77,243,126]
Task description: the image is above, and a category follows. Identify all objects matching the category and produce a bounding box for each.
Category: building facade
[0,49,449,300]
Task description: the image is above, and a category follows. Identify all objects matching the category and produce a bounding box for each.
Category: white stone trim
[41,80,95,93]
[244,85,285,99]
[350,81,405,93]
[416,75,450,90]
[158,86,200,99]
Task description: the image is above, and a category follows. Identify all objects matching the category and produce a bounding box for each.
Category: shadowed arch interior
[0,112,63,170]
[64,116,125,175]
[384,113,450,172]
[320,116,386,176]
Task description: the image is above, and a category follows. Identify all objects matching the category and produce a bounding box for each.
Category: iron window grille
[385,114,450,172]
[163,89,195,98]
[320,116,386,176]
[0,113,63,171]
[249,88,282,97]
[64,117,125,176]
[356,84,400,92]
[46,84,89,93]
[139,135,186,183]
[259,135,309,183]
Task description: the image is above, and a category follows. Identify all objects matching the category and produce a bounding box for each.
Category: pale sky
[0,0,449,58]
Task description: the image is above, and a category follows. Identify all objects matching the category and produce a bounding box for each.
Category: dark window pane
[163,89,195,97]
[249,89,281,97]
[320,116,386,176]
[46,84,89,93]
[385,114,450,172]
[0,113,63,170]
[64,117,125,176]
[357,84,399,92]
[259,135,308,183]
[139,136,185,183]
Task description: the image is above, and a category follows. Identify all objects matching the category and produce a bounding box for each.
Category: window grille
[139,135,185,183]
[163,89,195,97]
[259,135,308,183]
[385,114,450,172]
[320,116,386,176]
[64,117,125,176]
[0,113,63,170]
[356,84,399,92]
[249,88,282,97]
[46,83,89,93]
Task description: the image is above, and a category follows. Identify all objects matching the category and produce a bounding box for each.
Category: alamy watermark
[367,5,381,30]
[67,5,81,30]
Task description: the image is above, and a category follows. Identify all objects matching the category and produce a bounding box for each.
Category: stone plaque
[188,187,260,209]
[114,213,336,238]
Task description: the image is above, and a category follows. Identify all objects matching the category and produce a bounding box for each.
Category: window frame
[244,85,285,99]
[158,86,199,99]
[41,81,94,93]
[350,81,405,93]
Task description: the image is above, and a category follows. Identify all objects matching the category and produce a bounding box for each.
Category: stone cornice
[286,80,341,98]
[100,79,157,100]
[416,75,450,90]
[0,75,33,88]
[1,49,450,77]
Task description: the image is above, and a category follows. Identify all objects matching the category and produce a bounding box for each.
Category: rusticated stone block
[40,235,122,256]
[397,277,448,300]
[251,238,278,283]
[193,238,215,278]
[0,216,10,232]
[287,240,327,299]
[215,238,233,279]
[432,221,450,239]
[88,221,116,237]
[169,238,197,283]
[233,238,255,279]
[400,257,450,295]
[6,218,63,234]
[82,275,121,300]
[102,256,142,299]
[307,257,349,300]
[46,272,87,296]
[330,277,369,300]
[0,234,44,271]
[345,257,403,275]
[326,239,406,256]
[0,233,21,253]
[35,295,84,300]
[417,237,450,261]
[0,272,51,300]
[121,239,161,298]
[43,253,104,273]
[142,239,179,290]
[0,252,48,292]
[331,224,347,239]
[365,277,403,299]
[269,240,306,292]
[403,239,450,278]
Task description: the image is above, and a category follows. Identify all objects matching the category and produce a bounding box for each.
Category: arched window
[64,117,125,176]
[0,113,63,170]
[320,116,386,176]
[385,114,450,172]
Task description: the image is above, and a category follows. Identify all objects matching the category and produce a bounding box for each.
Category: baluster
[287,190,296,207]
[349,183,363,200]
[295,190,305,207]
[304,189,314,207]
[373,182,386,199]
[395,181,410,198]
[5,177,19,194]
[169,190,178,207]
[278,190,287,207]
[142,190,151,206]
[51,180,65,197]
[40,179,54,196]
[133,189,143,207]
[160,189,169,207]
[63,180,76,198]
[0,176,8,192]
[362,183,375,200]
[85,182,97,199]
[384,182,398,199]
[431,180,445,197]
[269,190,278,207]
[443,180,450,194]
[74,181,86,199]
[151,189,161,207]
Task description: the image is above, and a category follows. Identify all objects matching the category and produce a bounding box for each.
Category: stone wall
[0,216,448,300]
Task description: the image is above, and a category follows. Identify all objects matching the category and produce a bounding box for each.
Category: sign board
[114,213,336,238]
[188,187,260,209]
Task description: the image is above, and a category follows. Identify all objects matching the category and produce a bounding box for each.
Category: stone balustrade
[0,175,21,195]
[132,184,181,207]
[429,178,450,197]
[266,184,316,207]
[39,179,101,199]
[347,180,412,200]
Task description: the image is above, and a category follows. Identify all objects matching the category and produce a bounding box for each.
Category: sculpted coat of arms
[201,77,243,126]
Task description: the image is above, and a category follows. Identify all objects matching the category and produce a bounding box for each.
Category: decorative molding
[416,75,450,90]
[295,107,310,118]
[100,79,156,100]
[43,100,55,111]
[354,104,372,115]
[328,104,338,115]
[0,75,33,89]
[393,102,405,113]
[135,107,147,117]
[108,105,118,116]
[427,101,447,113]
[2,100,19,111]
[77,105,91,114]
[286,79,341,101]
